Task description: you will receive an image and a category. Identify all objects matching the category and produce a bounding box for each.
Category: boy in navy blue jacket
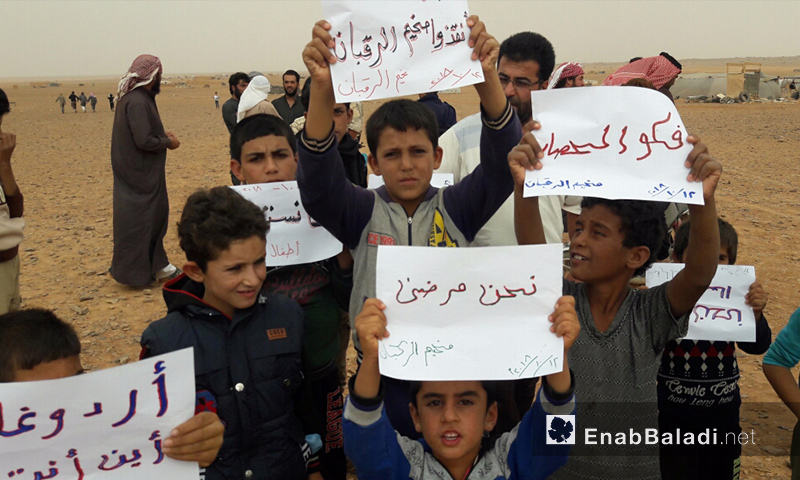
[140,187,314,480]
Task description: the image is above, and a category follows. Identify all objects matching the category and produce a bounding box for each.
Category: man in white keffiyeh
[236,75,280,123]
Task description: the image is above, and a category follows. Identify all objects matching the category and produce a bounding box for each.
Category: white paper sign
[376,245,564,380]
[233,182,343,266]
[523,86,703,204]
[367,173,453,189]
[646,263,757,342]
[321,0,484,103]
[0,349,196,480]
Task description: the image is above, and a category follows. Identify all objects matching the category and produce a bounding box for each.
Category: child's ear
[433,146,443,170]
[626,246,651,271]
[484,401,498,433]
[294,152,299,164]
[409,403,423,433]
[182,261,205,283]
[367,153,381,176]
[230,159,246,184]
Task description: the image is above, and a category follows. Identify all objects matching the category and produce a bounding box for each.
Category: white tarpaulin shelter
[673,72,782,100]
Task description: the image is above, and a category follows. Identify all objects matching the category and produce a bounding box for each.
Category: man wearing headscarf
[603,54,681,102]
[547,61,585,89]
[236,75,280,122]
[109,54,181,287]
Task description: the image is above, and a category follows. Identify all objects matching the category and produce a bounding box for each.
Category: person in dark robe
[109,54,181,287]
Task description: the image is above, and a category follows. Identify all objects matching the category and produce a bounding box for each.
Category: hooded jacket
[140,275,307,480]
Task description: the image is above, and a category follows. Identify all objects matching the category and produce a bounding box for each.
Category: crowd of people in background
[3,10,800,480]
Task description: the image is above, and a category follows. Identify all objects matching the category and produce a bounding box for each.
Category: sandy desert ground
[2,56,800,478]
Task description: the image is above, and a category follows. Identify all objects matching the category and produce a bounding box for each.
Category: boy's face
[333,103,353,143]
[367,127,442,214]
[570,205,649,283]
[185,235,267,318]
[13,355,83,382]
[231,135,297,185]
[409,381,497,472]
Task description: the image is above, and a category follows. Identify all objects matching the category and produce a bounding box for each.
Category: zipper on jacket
[407,216,413,245]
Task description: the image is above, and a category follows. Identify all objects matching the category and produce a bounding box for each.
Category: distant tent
[672,72,782,100]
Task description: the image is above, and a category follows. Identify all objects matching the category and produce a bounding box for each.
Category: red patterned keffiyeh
[603,56,680,90]
[547,62,585,90]
[116,54,163,100]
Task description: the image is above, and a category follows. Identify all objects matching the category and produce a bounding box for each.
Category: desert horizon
[1,52,799,478]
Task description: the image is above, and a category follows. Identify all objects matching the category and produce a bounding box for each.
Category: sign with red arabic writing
[233,182,343,267]
[523,86,703,205]
[647,264,757,342]
[322,0,484,103]
[1,349,196,480]
[376,245,563,380]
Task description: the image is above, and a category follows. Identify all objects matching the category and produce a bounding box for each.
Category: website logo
[546,415,575,445]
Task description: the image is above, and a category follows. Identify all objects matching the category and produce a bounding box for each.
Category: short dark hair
[580,198,667,277]
[0,309,81,383]
[230,114,296,162]
[673,217,737,264]
[497,32,555,83]
[0,88,9,116]
[410,380,498,411]
[178,187,269,271]
[366,100,438,156]
[300,78,349,114]
[228,72,249,96]
[283,70,300,83]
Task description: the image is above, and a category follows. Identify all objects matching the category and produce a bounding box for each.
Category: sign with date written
[321,0,484,103]
[646,263,757,342]
[523,86,703,205]
[232,182,343,266]
[376,244,564,380]
[1,349,196,480]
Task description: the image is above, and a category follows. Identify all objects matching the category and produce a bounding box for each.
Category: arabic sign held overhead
[367,173,453,189]
[321,0,484,103]
[1,349,196,480]
[376,245,564,381]
[523,86,703,205]
[646,264,757,342]
[232,182,343,267]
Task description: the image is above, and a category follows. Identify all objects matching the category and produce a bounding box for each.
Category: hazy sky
[2,0,797,79]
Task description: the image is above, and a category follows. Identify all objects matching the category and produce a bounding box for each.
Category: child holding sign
[658,218,771,479]
[512,130,723,479]
[229,114,351,480]
[343,297,578,480]
[298,15,519,437]
[140,187,318,480]
[0,308,225,467]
